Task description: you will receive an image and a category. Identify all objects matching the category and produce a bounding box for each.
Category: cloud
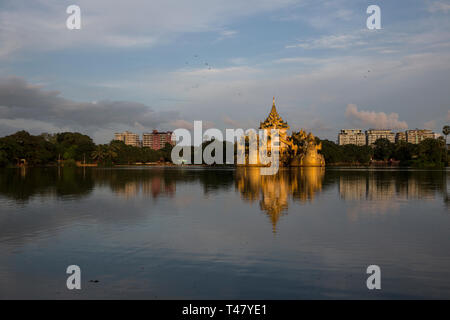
[214,29,238,42]
[274,57,323,64]
[428,1,450,13]
[230,58,250,66]
[222,116,242,128]
[168,119,215,132]
[447,110,450,121]
[169,119,194,131]
[345,104,408,129]
[0,0,297,59]
[424,120,436,129]
[0,76,179,142]
[285,31,373,50]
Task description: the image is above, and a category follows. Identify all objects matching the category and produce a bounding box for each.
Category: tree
[414,138,444,168]
[319,140,342,164]
[392,141,417,165]
[0,130,57,166]
[91,146,107,163]
[373,138,394,161]
[0,150,8,167]
[318,139,372,165]
[56,132,96,161]
[443,125,450,145]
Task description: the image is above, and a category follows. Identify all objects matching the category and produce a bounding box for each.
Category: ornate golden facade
[244,98,326,167]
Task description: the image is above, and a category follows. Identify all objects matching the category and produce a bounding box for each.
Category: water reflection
[236,167,325,232]
[2,167,446,245]
[0,167,450,299]
[0,167,448,215]
[337,170,448,201]
[114,175,176,199]
[0,167,94,202]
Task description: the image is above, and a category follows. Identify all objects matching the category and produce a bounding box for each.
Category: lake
[0,167,449,299]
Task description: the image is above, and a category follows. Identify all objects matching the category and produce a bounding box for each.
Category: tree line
[0,131,173,167]
[319,137,448,168]
[0,130,448,168]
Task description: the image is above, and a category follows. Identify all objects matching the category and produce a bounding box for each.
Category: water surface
[0,167,449,299]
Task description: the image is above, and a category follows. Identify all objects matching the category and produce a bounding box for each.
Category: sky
[0,0,449,143]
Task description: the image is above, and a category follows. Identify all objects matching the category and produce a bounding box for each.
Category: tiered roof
[260,97,289,130]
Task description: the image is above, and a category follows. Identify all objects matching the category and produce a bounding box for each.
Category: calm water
[0,167,449,299]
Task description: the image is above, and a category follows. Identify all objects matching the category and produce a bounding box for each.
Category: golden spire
[260,97,289,129]
[271,96,277,114]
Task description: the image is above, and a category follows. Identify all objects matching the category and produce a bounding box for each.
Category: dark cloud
[0,76,179,141]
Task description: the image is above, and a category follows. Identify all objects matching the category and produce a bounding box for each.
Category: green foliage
[373,138,394,161]
[412,138,445,168]
[55,132,95,162]
[0,130,56,166]
[0,130,447,168]
[319,139,373,165]
[63,159,77,167]
[0,150,9,167]
[443,125,450,138]
[443,125,450,151]
[392,141,417,165]
[320,137,446,167]
[92,140,174,165]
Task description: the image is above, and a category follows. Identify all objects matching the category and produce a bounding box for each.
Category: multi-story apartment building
[142,130,175,150]
[114,131,141,147]
[338,128,437,146]
[365,129,396,145]
[338,129,366,146]
[405,129,435,144]
[395,131,407,143]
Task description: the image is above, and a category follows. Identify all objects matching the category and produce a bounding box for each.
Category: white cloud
[229,57,248,65]
[345,104,408,129]
[274,57,323,64]
[214,29,238,42]
[0,0,297,59]
[286,33,367,49]
[220,30,238,37]
[222,116,242,128]
[93,51,450,138]
[424,120,436,129]
[169,119,194,131]
[171,66,260,78]
[428,1,450,13]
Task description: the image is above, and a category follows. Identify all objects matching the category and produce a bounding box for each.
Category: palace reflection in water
[1,167,448,229]
[1,167,450,299]
[235,168,325,232]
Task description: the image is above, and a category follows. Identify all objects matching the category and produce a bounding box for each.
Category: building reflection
[338,171,447,201]
[336,170,450,220]
[114,176,176,199]
[235,167,325,232]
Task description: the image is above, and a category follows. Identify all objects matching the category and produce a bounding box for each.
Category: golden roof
[260,97,289,129]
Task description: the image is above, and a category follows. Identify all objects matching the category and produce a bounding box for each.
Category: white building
[338,129,366,146]
[366,129,395,145]
[114,131,141,147]
[406,129,435,144]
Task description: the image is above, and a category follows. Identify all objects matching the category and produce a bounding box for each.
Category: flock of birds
[185,54,212,70]
[183,55,373,94]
